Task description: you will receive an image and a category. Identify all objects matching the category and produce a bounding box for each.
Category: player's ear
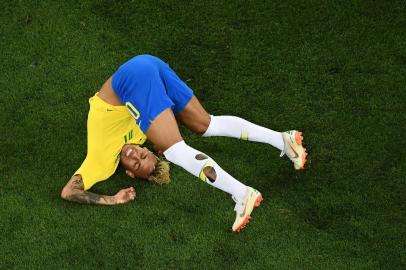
[126,170,135,178]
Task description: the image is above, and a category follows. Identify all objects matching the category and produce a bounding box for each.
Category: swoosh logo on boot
[288,143,299,159]
[239,203,247,218]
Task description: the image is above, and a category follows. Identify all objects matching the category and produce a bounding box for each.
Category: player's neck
[98,77,123,106]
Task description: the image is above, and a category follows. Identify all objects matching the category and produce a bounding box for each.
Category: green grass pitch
[1,0,405,269]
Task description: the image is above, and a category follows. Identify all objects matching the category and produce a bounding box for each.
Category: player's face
[120,144,157,179]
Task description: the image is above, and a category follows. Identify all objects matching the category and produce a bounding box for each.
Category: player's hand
[114,187,136,204]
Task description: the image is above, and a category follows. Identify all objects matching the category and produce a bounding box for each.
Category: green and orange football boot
[280,130,307,170]
[232,187,263,232]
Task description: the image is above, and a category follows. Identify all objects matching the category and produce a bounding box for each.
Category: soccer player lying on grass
[61,55,307,232]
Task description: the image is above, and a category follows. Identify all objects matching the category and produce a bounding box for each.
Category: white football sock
[164,140,247,201]
[202,115,284,151]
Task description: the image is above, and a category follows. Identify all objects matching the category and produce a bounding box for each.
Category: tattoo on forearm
[68,191,107,204]
[67,178,111,205]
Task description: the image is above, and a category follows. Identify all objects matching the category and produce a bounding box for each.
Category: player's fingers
[127,188,135,196]
[131,193,136,200]
[128,192,135,200]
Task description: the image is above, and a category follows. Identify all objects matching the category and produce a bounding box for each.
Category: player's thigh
[177,96,211,135]
[146,108,183,152]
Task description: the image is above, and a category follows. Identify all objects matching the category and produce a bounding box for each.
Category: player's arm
[60,174,136,205]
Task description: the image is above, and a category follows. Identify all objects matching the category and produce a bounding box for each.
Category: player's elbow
[61,175,84,201]
[61,184,79,201]
[60,186,71,200]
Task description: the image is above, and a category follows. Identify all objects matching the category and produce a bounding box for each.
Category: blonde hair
[147,156,171,185]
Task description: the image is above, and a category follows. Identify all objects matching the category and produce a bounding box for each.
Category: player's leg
[158,57,307,169]
[146,108,262,231]
[177,96,307,169]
